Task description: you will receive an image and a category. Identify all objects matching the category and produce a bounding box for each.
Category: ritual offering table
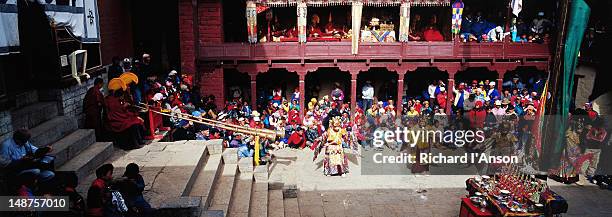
[463,167,567,216]
[460,197,494,217]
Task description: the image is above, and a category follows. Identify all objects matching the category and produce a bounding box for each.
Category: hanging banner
[0,0,19,55]
[398,3,410,42]
[297,2,307,43]
[510,0,522,17]
[351,2,362,55]
[41,0,101,43]
[246,1,258,43]
[451,0,464,35]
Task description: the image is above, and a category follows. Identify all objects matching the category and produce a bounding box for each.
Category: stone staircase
[74,137,301,217]
[2,90,114,186]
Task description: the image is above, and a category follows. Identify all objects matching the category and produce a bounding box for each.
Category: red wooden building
[179,0,551,117]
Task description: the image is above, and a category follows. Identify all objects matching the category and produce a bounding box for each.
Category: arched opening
[357,68,398,109]
[504,66,547,93]
[224,69,250,104]
[305,68,351,105]
[455,67,498,86]
[256,69,299,109]
[404,67,448,101]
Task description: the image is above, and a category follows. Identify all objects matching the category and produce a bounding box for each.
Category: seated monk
[309,14,323,37]
[309,25,322,37]
[423,26,444,41]
[105,89,145,150]
[285,26,297,38]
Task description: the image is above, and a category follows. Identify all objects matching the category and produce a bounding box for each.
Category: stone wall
[0,111,12,143]
[98,0,134,65]
[178,0,196,73]
[39,73,108,128]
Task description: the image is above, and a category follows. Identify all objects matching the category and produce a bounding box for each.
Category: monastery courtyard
[76,140,612,217]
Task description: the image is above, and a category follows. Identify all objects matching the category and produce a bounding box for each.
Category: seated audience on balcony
[1,129,55,187]
[486,26,505,42]
[409,14,424,41]
[308,14,323,37]
[423,26,444,41]
[531,12,552,35]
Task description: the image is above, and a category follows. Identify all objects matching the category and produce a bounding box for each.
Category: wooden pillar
[298,72,306,120]
[497,77,504,95]
[249,73,257,109]
[446,77,455,115]
[350,72,358,116]
[396,71,406,116]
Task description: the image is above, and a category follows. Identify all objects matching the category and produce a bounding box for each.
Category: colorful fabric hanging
[555,0,590,153]
[451,0,464,35]
[398,3,410,42]
[351,2,363,54]
[246,1,258,43]
[510,0,522,17]
[297,2,307,43]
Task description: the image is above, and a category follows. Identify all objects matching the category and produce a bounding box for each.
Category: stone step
[10,101,58,130]
[249,182,268,217]
[57,142,114,181]
[268,190,284,217]
[283,198,300,217]
[205,139,223,154]
[223,148,238,164]
[238,157,253,173]
[227,172,253,217]
[51,129,96,168]
[208,164,238,217]
[147,142,209,208]
[30,116,78,148]
[189,153,223,208]
[14,90,39,109]
[254,165,268,183]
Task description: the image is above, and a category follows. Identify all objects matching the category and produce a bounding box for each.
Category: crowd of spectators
[457,11,552,43]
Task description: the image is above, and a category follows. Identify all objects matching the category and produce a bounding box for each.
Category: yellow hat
[108,78,127,91]
[119,72,139,85]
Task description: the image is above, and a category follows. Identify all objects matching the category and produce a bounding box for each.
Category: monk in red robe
[105,90,145,149]
[83,78,105,140]
[423,26,444,41]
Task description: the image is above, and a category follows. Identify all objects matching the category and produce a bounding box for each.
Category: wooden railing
[200,41,551,61]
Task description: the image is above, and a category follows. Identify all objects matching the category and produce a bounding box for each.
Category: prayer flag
[451,0,464,35]
[510,0,522,17]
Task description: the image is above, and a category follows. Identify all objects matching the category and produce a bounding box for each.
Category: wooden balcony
[199,41,551,62]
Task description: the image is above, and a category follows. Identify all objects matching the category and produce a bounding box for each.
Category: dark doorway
[129,0,180,75]
[257,69,299,108]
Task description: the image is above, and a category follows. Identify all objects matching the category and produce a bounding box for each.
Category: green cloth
[555,0,590,154]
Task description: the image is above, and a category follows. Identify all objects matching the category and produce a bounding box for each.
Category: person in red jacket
[436,87,447,110]
[469,101,487,129]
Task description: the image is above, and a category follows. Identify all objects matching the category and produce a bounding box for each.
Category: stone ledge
[254,165,269,183]
[222,148,238,164]
[237,157,253,173]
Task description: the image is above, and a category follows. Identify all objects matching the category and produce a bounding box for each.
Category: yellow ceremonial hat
[108,78,127,91]
[119,72,139,85]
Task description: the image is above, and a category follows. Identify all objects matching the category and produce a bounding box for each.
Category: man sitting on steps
[0,129,55,189]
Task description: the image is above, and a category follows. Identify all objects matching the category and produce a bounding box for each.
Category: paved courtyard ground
[269,148,612,217]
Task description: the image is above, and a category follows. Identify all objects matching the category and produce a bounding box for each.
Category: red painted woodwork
[200,42,550,61]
